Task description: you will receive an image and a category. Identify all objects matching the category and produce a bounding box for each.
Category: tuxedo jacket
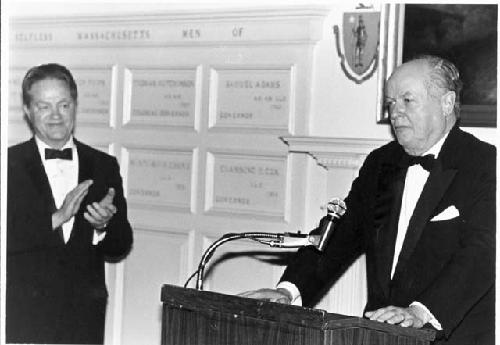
[6,137,133,344]
[281,125,495,344]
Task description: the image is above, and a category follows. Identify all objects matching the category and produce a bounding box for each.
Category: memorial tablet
[8,69,25,119]
[206,153,287,217]
[209,68,292,130]
[72,68,113,124]
[124,68,198,128]
[127,149,192,208]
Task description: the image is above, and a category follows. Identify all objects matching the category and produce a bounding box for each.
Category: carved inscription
[210,155,286,216]
[129,69,197,126]
[73,69,112,120]
[212,69,291,129]
[9,70,24,114]
[128,151,191,207]
[77,29,151,41]
[232,27,244,37]
[10,16,318,46]
[181,28,201,39]
[14,31,53,43]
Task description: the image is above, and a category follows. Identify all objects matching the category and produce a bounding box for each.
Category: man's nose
[389,101,404,120]
[389,109,400,121]
[50,105,63,118]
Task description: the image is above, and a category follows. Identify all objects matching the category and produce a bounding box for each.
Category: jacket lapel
[392,125,461,279]
[373,148,407,297]
[24,138,58,214]
[75,139,93,184]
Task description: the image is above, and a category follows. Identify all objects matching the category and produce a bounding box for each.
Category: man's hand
[238,288,292,304]
[365,305,426,328]
[52,180,94,230]
[84,188,117,230]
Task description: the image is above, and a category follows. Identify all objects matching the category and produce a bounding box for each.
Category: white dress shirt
[36,136,105,245]
[278,132,450,329]
[391,133,448,278]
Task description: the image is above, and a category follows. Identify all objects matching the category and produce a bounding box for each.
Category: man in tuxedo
[6,63,133,344]
[241,55,495,345]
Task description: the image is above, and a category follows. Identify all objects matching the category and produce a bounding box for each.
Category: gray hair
[411,55,463,117]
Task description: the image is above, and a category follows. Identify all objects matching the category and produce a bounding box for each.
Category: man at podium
[241,55,495,345]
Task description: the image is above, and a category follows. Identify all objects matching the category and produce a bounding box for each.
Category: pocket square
[431,205,459,221]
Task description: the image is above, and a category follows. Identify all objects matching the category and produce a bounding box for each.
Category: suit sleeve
[95,157,133,258]
[279,150,377,306]
[416,147,495,337]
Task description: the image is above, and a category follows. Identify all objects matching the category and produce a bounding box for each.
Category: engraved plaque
[210,69,291,129]
[207,154,286,217]
[72,68,113,123]
[127,150,192,208]
[8,69,25,118]
[124,68,198,127]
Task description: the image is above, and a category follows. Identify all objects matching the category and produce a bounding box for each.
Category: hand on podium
[238,288,292,304]
[365,305,427,328]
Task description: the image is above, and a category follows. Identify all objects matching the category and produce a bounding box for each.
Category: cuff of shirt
[410,301,442,330]
[276,281,302,306]
[92,229,107,245]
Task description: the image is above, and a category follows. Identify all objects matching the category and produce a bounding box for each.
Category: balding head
[412,55,463,118]
[385,56,459,155]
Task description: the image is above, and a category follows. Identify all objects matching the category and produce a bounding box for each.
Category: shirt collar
[423,131,449,158]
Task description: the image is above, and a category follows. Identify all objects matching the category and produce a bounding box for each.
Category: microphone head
[327,198,346,217]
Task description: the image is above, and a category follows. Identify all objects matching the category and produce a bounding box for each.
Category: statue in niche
[352,15,368,68]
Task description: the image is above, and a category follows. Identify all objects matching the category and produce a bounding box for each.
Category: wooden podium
[161,284,436,345]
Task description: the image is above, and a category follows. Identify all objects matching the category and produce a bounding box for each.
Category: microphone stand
[192,197,346,290]
[195,231,317,290]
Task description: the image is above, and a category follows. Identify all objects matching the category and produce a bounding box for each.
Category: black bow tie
[45,148,73,160]
[400,153,435,172]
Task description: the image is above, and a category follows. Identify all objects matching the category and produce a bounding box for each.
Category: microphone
[316,198,347,251]
[270,197,346,251]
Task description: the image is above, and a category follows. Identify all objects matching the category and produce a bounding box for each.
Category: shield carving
[334,11,380,84]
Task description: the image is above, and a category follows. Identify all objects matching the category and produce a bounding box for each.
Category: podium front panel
[161,284,435,345]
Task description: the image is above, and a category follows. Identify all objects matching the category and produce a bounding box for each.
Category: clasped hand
[52,179,117,230]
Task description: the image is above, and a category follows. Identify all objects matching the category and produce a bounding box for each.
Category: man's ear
[22,105,35,132]
[441,91,456,117]
[23,104,30,117]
